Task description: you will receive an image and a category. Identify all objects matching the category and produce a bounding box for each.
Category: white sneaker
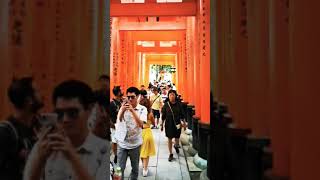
[143,169,148,177]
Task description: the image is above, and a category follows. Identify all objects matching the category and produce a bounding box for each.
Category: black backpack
[0,120,19,150]
[0,120,21,179]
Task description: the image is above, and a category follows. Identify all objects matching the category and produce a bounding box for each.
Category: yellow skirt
[140,128,156,158]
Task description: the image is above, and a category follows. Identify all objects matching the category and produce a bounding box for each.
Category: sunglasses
[127,95,136,100]
[54,108,80,120]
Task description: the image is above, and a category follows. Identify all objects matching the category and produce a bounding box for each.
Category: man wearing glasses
[24,80,108,180]
[115,87,147,180]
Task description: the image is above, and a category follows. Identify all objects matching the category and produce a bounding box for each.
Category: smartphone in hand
[39,113,58,131]
[122,97,129,105]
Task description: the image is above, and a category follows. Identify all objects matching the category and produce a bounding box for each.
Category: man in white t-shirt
[115,87,147,180]
[24,80,109,180]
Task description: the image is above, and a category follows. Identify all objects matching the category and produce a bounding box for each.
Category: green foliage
[151,64,173,73]
[150,64,175,81]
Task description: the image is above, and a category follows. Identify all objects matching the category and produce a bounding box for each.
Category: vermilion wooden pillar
[96,0,107,78]
[110,18,114,95]
[0,0,11,119]
[123,31,129,91]
[79,0,101,87]
[185,32,190,103]
[68,0,81,80]
[132,40,140,88]
[247,0,270,137]
[289,1,320,180]
[213,0,224,102]
[118,31,128,91]
[116,28,122,89]
[9,0,32,78]
[230,0,249,128]
[199,0,210,124]
[136,52,142,87]
[181,35,188,101]
[110,17,120,96]
[222,0,233,112]
[177,43,184,97]
[217,0,231,105]
[269,0,290,177]
[185,22,192,104]
[30,0,57,111]
[140,53,145,87]
[210,0,215,96]
[187,17,195,105]
[126,31,134,88]
[193,24,201,117]
[0,0,107,115]
[225,0,236,125]
[53,0,69,84]
[54,0,80,84]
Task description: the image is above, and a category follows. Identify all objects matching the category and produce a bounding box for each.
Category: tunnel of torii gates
[110,0,211,124]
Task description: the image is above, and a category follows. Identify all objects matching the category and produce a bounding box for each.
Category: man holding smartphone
[24,80,109,180]
[115,87,147,180]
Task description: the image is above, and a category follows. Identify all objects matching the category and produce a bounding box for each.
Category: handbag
[167,102,181,130]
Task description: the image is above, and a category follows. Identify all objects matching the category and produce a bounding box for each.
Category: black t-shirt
[0,116,35,180]
[161,101,185,124]
[110,98,122,124]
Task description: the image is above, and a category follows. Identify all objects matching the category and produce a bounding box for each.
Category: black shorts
[165,122,182,139]
[152,109,160,119]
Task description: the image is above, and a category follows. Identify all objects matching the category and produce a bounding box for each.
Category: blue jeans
[117,146,141,180]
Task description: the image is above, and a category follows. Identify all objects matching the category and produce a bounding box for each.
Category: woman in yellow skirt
[139,94,156,177]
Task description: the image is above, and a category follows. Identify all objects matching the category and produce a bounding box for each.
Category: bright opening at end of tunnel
[149,63,175,83]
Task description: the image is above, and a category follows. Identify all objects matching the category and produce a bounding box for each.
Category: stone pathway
[112,128,191,180]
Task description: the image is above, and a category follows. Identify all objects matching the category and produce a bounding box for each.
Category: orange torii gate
[110,0,210,125]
